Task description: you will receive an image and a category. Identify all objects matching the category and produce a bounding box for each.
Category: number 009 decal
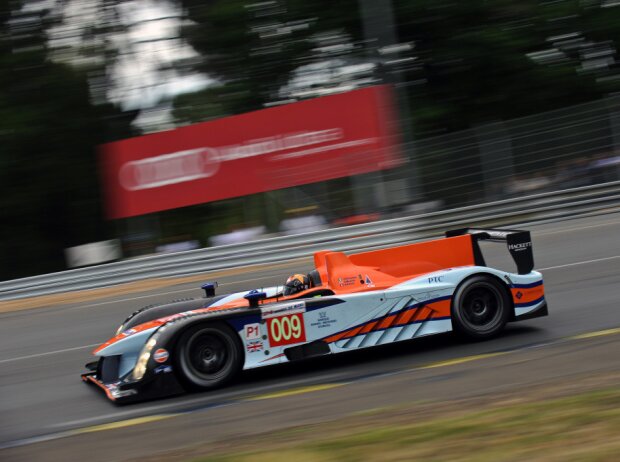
[267,313,306,347]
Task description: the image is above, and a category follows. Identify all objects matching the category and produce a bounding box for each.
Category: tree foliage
[394,0,620,133]
[173,0,362,118]
[4,0,620,279]
[0,1,132,279]
[174,0,620,134]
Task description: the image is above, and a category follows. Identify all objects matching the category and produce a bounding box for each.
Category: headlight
[132,338,157,381]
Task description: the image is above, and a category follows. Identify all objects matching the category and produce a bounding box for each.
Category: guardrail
[2,181,619,301]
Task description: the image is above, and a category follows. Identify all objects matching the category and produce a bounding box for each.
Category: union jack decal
[246,340,264,352]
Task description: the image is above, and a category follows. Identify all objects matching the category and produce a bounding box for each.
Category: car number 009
[270,315,301,342]
[267,313,306,347]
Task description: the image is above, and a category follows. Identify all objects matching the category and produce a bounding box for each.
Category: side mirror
[201,282,218,297]
[244,290,267,308]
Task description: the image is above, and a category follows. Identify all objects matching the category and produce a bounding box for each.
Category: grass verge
[191,387,620,462]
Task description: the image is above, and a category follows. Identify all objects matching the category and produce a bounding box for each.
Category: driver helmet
[283,273,309,295]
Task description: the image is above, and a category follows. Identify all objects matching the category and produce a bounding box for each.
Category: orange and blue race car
[82,228,547,403]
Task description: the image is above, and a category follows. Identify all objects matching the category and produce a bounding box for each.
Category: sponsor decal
[267,312,307,347]
[154,365,173,374]
[101,86,402,220]
[120,131,347,192]
[120,148,221,191]
[261,301,305,319]
[515,291,523,300]
[365,275,375,288]
[246,340,264,353]
[508,242,532,252]
[153,348,169,363]
[244,323,261,340]
[428,276,444,283]
[486,230,510,238]
[122,328,137,336]
[310,311,337,329]
[338,276,358,287]
[512,284,544,304]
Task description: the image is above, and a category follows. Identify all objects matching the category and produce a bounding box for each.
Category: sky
[23,0,379,132]
[40,0,212,114]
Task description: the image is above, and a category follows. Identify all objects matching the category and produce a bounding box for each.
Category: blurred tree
[395,0,620,134]
[4,0,619,280]
[172,0,620,132]
[386,0,620,206]
[0,1,134,279]
[172,81,250,123]
[172,0,363,120]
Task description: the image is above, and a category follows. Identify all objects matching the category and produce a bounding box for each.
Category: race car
[82,228,547,403]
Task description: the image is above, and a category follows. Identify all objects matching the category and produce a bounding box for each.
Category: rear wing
[446,228,534,275]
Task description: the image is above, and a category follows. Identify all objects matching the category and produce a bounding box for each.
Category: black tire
[451,275,511,340]
[174,323,243,391]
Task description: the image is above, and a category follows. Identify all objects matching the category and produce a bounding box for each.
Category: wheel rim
[460,283,504,332]
[181,330,232,384]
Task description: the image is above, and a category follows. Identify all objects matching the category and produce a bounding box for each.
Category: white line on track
[71,274,285,311]
[73,254,620,310]
[539,254,620,271]
[4,254,618,365]
[534,218,620,236]
[0,343,100,364]
[50,370,347,429]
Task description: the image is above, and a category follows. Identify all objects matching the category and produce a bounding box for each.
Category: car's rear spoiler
[446,228,534,275]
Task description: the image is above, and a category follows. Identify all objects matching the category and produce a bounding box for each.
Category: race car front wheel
[451,275,510,340]
[175,323,243,391]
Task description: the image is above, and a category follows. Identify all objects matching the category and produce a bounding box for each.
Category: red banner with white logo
[100,85,402,219]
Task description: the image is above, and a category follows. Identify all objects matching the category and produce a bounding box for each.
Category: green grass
[191,388,620,462]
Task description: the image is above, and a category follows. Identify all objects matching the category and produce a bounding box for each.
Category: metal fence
[2,180,619,301]
[263,95,620,216]
[405,95,620,211]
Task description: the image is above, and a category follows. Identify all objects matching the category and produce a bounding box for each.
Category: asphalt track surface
[1,211,619,461]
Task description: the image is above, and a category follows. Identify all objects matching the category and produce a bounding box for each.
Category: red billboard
[100,85,402,219]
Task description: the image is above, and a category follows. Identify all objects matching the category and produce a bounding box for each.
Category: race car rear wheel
[451,275,510,340]
[175,323,242,391]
